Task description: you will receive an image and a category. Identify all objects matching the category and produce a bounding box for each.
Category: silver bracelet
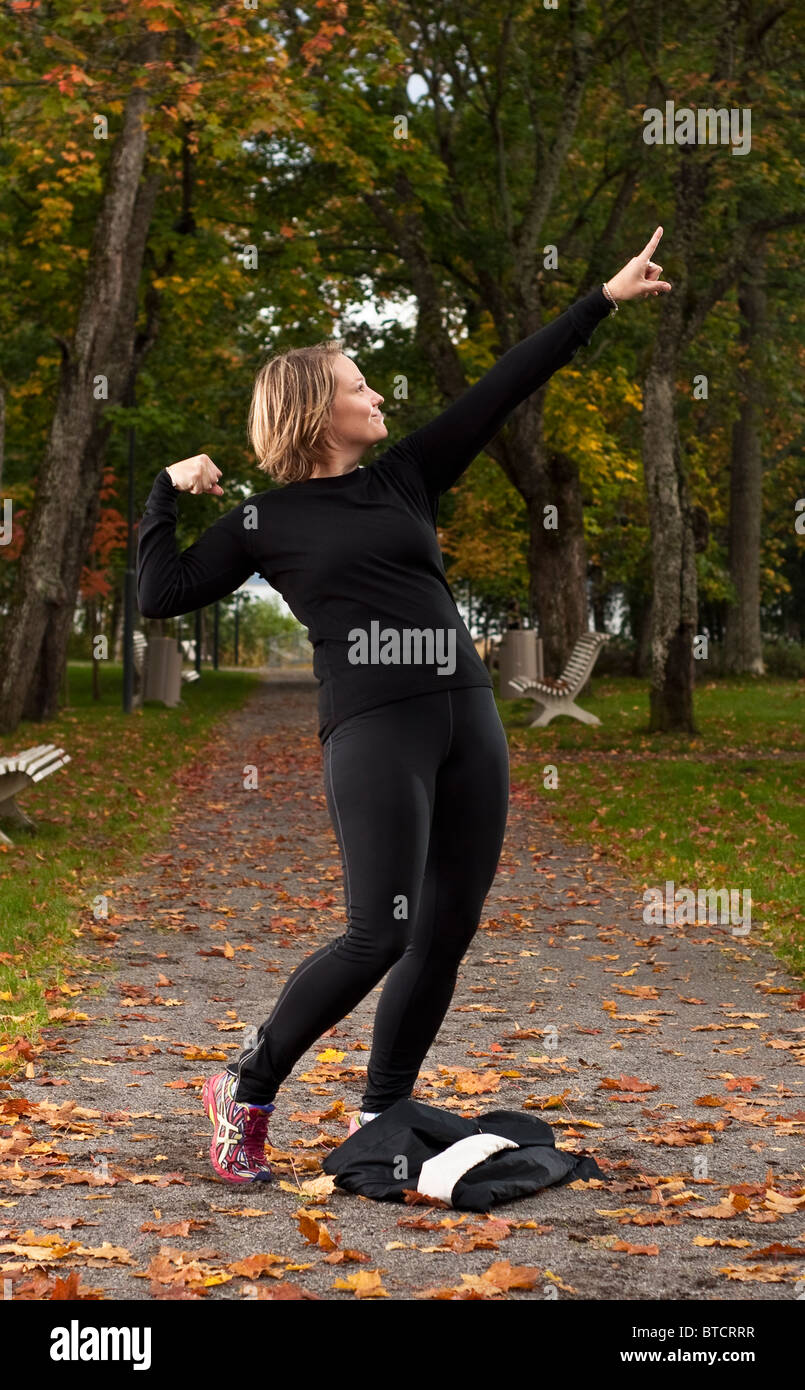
[602,281,619,312]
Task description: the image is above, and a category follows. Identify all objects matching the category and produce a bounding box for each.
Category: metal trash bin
[143,636,182,707]
[498,630,544,699]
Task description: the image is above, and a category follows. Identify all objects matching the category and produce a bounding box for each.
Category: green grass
[497,675,805,979]
[0,662,261,1073]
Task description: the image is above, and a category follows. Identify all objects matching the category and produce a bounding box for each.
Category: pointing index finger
[642,225,663,259]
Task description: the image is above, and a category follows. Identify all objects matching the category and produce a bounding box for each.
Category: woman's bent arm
[137,467,257,619]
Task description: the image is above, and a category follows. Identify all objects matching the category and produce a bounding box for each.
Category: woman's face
[325,354,387,459]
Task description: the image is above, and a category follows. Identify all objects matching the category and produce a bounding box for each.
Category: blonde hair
[248,339,345,485]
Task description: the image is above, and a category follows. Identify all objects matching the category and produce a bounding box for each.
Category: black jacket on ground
[321,1099,605,1211]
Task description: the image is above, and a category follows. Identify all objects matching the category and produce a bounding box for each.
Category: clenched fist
[165,454,224,497]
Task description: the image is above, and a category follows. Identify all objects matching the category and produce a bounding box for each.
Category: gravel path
[2,675,803,1302]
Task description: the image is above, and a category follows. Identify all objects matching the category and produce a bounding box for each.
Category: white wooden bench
[0,744,71,845]
[179,638,200,683]
[507,631,609,726]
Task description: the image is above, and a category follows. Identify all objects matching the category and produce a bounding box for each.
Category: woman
[137,228,671,1184]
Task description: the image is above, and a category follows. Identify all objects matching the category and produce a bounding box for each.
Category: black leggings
[228,684,510,1111]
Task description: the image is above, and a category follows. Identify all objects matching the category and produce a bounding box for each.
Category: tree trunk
[0,42,159,735]
[0,381,5,491]
[636,600,653,679]
[642,362,698,732]
[628,588,653,677]
[24,159,162,723]
[639,148,713,735]
[589,564,606,632]
[723,247,766,675]
[526,448,588,676]
[21,442,105,720]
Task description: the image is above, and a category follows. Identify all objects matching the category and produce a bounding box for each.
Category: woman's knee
[331,922,406,973]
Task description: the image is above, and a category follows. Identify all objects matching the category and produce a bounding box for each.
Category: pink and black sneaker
[202,1070,275,1183]
[348,1110,381,1137]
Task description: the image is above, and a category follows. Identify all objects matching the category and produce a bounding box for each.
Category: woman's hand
[165,454,224,497]
[604,226,672,304]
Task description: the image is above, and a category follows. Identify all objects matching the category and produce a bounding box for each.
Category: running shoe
[348,1110,379,1137]
[202,1070,275,1183]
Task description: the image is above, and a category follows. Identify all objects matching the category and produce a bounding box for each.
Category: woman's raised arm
[136,455,257,619]
[399,286,612,497]
[395,226,671,499]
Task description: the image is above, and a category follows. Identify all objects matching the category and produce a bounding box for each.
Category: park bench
[507,631,609,727]
[178,638,200,683]
[0,743,71,845]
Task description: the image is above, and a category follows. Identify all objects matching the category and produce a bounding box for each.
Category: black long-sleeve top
[137,284,613,743]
